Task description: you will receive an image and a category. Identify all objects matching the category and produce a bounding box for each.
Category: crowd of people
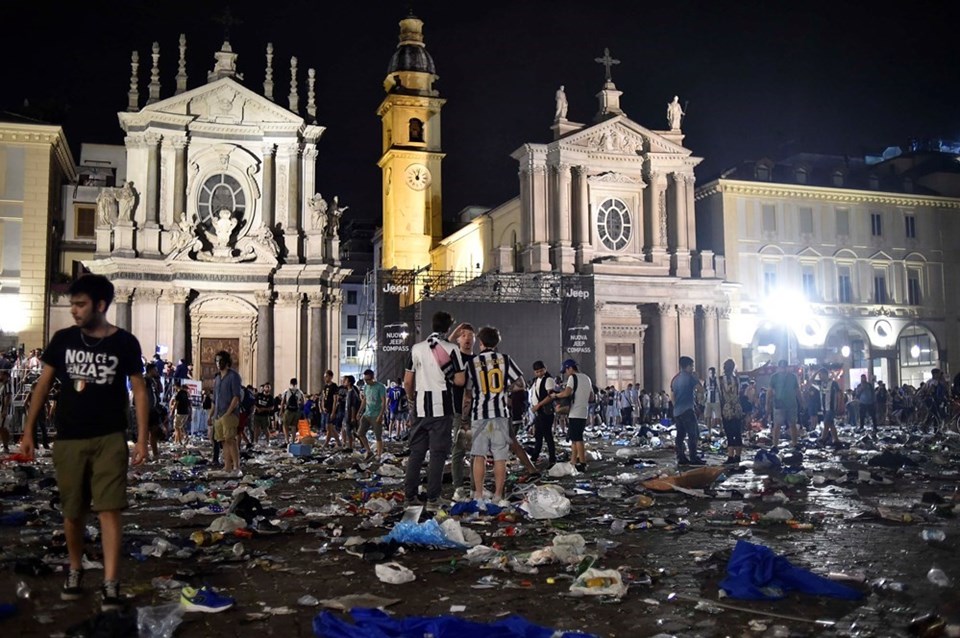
[3,273,959,614]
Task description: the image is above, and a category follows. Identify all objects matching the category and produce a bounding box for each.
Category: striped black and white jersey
[406,334,464,418]
[466,349,523,421]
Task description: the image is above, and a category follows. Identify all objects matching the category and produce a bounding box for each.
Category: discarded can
[190,531,224,547]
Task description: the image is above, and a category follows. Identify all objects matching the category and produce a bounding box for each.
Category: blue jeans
[675,409,699,461]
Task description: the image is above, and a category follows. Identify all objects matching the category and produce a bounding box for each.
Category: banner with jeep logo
[376,270,415,384]
[561,275,595,380]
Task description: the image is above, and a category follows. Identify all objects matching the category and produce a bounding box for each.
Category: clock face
[405,164,431,191]
[596,198,632,251]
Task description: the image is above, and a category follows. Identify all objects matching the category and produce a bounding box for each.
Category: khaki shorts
[173,413,189,432]
[53,432,129,518]
[357,415,383,441]
[253,414,272,432]
[470,417,511,461]
[282,410,300,430]
[213,414,239,442]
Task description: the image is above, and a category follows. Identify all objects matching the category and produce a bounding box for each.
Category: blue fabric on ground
[719,540,863,600]
[449,500,504,516]
[313,607,597,638]
[380,518,465,549]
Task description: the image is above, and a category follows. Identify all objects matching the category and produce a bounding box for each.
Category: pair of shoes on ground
[61,569,124,612]
[574,462,588,473]
[180,585,235,613]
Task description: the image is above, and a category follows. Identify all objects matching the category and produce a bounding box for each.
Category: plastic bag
[137,603,185,638]
[569,568,628,598]
[547,462,577,477]
[382,518,466,548]
[375,562,416,584]
[520,485,571,519]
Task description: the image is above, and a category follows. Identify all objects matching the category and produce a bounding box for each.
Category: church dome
[386,14,436,76]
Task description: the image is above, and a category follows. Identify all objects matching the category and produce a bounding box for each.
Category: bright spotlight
[841,345,851,357]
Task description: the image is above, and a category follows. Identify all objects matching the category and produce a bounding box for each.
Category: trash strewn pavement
[1,417,960,637]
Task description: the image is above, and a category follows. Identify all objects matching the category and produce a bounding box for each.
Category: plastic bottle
[15,581,31,599]
[927,567,951,588]
[610,519,626,535]
[920,529,946,543]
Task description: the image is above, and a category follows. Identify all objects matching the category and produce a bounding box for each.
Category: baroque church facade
[377,15,732,391]
[61,38,350,390]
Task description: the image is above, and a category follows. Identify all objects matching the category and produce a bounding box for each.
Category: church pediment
[134,78,304,127]
[559,116,692,157]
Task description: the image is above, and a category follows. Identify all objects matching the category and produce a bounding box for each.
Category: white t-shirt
[565,372,593,420]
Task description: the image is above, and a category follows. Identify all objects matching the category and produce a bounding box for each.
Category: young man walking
[211,351,243,474]
[252,383,274,446]
[20,274,149,611]
[462,326,524,504]
[529,360,557,468]
[281,378,305,445]
[403,311,465,511]
[550,359,594,472]
[767,359,802,448]
[357,368,388,459]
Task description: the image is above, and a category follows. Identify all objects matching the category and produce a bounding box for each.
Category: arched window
[596,198,632,251]
[198,173,246,230]
[408,118,424,143]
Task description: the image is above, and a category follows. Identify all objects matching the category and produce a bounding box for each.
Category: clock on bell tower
[376,13,446,271]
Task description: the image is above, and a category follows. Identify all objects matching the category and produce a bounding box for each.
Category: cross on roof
[594,47,620,83]
[213,7,243,41]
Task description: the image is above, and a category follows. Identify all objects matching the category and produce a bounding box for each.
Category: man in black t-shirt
[170,381,191,447]
[253,383,274,447]
[320,370,339,447]
[21,274,149,612]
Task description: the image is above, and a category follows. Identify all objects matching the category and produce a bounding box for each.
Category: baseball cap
[562,358,577,370]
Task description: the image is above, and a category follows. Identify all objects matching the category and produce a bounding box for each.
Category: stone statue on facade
[307,192,328,234]
[554,85,568,121]
[667,95,684,131]
[213,209,237,247]
[96,188,119,227]
[326,196,347,238]
[116,181,137,223]
[167,212,198,256]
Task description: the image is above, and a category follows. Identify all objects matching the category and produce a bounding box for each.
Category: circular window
[596,198,632,251]
[198,174,246,230]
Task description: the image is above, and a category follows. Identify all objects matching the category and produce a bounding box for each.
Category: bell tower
[377,13,446,271]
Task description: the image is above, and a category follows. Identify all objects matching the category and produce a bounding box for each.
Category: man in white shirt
[403,311,465,511]
[550,359,594,472]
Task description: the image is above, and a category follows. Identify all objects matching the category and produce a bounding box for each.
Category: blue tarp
[719,540,864,600]
[313,608,597,638]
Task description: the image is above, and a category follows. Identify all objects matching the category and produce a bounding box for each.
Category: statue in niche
[96,188,118,226]
[116,181,137,222]
[554,85,568,121]
[308,192,328,233]
[326,195,347,238]
[667,95,685,130]
[213,209,237,247]
[409,118,423,143]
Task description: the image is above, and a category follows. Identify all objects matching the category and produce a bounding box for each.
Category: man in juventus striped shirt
[403,311,465,511]
[462,326,524,504]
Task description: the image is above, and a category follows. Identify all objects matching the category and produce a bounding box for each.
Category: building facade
[375,16,732,391]
[58,38,350,390]
[695,151,960,387]
[0,117,76,351]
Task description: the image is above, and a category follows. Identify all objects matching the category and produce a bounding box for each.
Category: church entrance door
[199,337,240,391]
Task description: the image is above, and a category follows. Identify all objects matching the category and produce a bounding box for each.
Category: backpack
[286,389,303,411]
[241,387,256,412]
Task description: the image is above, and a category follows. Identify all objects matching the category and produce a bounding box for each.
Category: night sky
[4,0,958,224]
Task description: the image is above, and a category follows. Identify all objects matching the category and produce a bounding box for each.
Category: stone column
[550,164,574,272]
[276,143,301,259]
[684,173,697,252]
[646,169,669,267]
[167,287,191,363]
[327,289,343,377]
[255,290,274,385]
[572,166,593,268]
[670,173,691,277]
[702,305,720,375]
[677,304,696,364]
[275,292,304,386]
[172,137,188,223]
[133,288,162,352]
[718,305,733,367]
[657,302,678,392]
[141,132,162,256]
[261,144,276,229]
[523,164,551,272]
[114,287,134,332]
[519,166,532,246]
[308,292,325,392]
[301,146,318,217]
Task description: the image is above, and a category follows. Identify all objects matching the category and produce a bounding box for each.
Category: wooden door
[199,338,240,391]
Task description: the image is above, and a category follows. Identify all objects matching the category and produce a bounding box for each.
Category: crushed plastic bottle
[610,519,626,536]
[297,595,320,606]
[927,567,952,588]
[920,529,946,543]
[15,581,31,599]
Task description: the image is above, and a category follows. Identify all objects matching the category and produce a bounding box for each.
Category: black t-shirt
[322,381,338,412]
[42,326,143,440]
[335,386,348,416]
[452,353,474,415]
[174,389,191,415]
[254,391,273,414]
